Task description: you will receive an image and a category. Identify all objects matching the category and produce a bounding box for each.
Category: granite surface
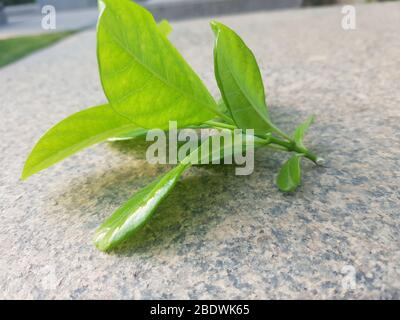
[1,3,399,299]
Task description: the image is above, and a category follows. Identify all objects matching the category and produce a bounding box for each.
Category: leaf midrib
[102,9,217,117]
[219,49,269,125]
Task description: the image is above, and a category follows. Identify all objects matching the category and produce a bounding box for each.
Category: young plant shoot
[22,0,324,252]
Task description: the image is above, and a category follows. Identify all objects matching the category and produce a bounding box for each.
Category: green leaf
[93,162,190,251]
[276,154,303,192]
[97,0,218,130]
[157,19,173,37]
[211,21,272,134]
[21,104,136,180]
[293,115,314,150]
[94,132,265,251]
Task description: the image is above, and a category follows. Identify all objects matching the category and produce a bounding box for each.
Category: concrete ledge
[35,0,302,19]
[145,0,303,20]
[36,0,148,11]
[4,3,38,17]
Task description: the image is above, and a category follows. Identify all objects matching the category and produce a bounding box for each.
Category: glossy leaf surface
[98,0,217,129]
[93,162,189,251]
[94,131,265,251]
[22,104,136,180]
[211,21,272,133]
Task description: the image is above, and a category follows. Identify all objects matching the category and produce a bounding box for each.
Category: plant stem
[269,136,319,163]
[203,121,323,165]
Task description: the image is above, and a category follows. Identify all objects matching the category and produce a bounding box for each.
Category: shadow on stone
[106,154,283,256]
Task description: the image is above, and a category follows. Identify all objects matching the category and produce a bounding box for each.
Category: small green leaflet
[157,19,173,37]
[276,154,303,192]
[211,21,272,134]
[293,115,314,150]
[97,0,218,130]
[93,162,190,251]
[21,104,137,180]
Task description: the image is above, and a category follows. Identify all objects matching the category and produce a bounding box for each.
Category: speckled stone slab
[1,3,399,299]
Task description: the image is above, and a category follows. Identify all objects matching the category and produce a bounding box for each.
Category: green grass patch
[0,31,76,68]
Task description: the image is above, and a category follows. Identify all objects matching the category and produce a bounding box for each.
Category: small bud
[316,157,325,166]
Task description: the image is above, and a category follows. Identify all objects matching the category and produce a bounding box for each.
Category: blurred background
[0,0,397,68]
[2,0,400,301]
